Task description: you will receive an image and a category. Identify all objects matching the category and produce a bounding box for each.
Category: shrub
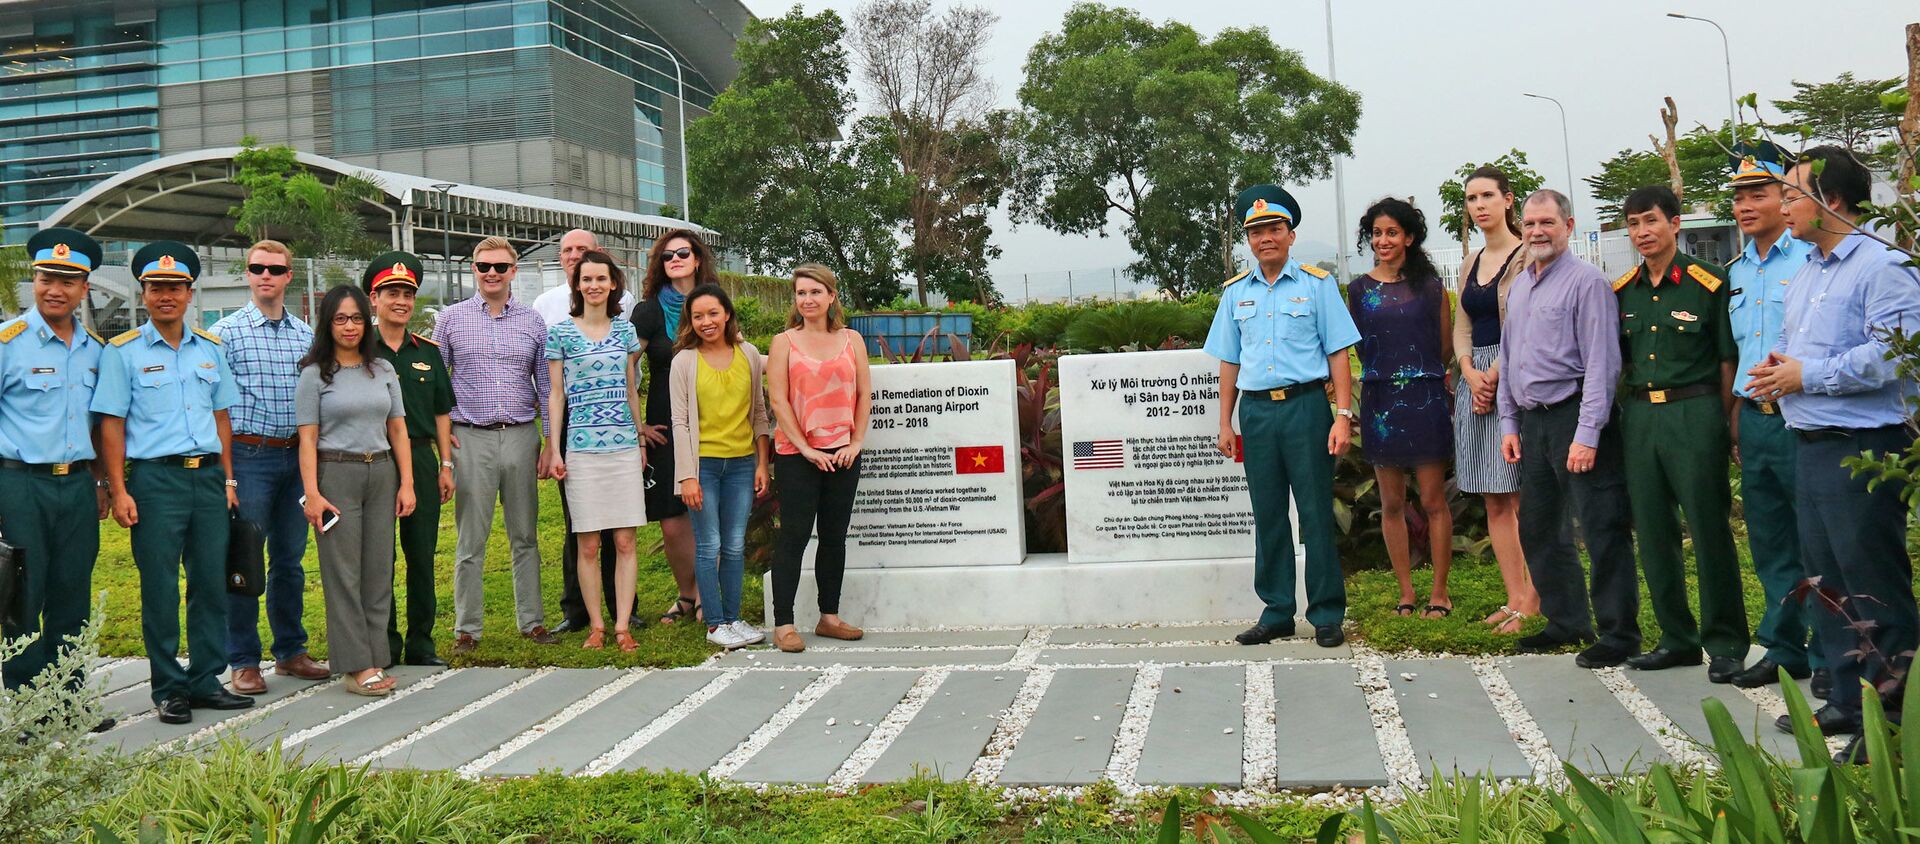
[0,609,139,844]
[1061,300,1209,352]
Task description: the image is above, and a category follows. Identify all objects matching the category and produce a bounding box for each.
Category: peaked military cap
[130,241,200,283]
[26,227,103,277]
[1727,141,1793,188]
[363,251,424,292]
[1235,184,1301,230]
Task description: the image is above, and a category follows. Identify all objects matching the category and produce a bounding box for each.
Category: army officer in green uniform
[366,252,454,667]
[93,241,253,725]
[1612,185,1747,682]
[1205,184,1360,649]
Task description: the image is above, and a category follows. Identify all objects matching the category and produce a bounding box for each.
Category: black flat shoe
[1835,733,1868,765]
[1812,668,1833,700]
[1516,630,1594,654]
[1235,623,1295,645]
[405,655,449,667]
[90,717,117,733]
[1575,642,1634,669]
[551,618,585,635]
[1730,657,1810,689]
[1625,647,1703,671]
[1707,656,1743,684]
[1776,704,1860,736]
[156,697,192,725]
[1314,624,1345,648]
[190,690,256,711]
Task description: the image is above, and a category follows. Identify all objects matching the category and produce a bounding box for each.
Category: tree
[850,0,1010,305]
[686,8,907,308]
[1436,149,1543,249]
[1584,124,1736,223]
[1009,4,1360,296]
[230,138,382,263]
[1771,71,1904,153]
[0,239,26,316]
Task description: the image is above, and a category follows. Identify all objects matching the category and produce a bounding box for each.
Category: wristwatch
[440,460,454,469]
[224,479,239,488]
[1335,407,1356,421]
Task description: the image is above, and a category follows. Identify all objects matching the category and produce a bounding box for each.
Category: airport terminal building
[1,0,750,245]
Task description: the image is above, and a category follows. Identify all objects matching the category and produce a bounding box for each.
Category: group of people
[0,224,873,728]
[1213,143,1920,763]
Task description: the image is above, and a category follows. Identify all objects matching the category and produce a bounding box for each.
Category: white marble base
[765,551,1312,630]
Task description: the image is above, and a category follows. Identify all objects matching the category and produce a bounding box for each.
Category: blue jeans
[226,443,312,668]
[690,455,757,626]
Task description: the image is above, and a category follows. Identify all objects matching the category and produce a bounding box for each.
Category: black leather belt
[318,449,391,464]
[0,457,91,476]
[1797,424,1906,444]
[453,421,526,431]
[1743,397,1780,416]
[133,454,217,470]
[1628,383,1716,404]
[1241,380,1326,402]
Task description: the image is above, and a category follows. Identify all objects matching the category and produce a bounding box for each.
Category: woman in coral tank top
[765,264,872,653]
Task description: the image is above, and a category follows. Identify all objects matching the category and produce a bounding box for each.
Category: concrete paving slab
[1040,640,1346,665]
[303,669,533,763]
[1499,657,1667,773]
[93,660,153,695]
[1387,659,1530,779]
[997,667,1136,786]
[799,630,1028,649]
[1047,625,1255,645]
[725,648,1018,669]
[616,671,819,774]
[733,671,921,783]
[375,668,614,770]
[863,670,1025,783]
[1629,666,1798,757]
[483,670,722,776]
[228,665,445,748]
[1273,662,1389,788]
[97,672,330,754]
[1135,666,1244,787]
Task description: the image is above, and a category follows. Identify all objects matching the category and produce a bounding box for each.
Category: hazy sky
[738,0,1915,292]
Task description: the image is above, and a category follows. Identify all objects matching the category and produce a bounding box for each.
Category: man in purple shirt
[434,236,558,652]
[1498,189,1641,668]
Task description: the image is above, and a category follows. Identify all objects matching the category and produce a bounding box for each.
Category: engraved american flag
[1072,439,1125,470]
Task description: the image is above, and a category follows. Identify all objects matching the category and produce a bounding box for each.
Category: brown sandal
[582,628,605,650]
[616,629,639,652]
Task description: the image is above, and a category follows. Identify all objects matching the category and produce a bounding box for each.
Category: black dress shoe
[1235,623,1295,645]
[190,689,256,711]
[1516,630,1594,654]
[156,697,192,725]
[551,618,585,635]
[1707,656,1743,684]
[405,655,449,667]
[1625,647,1703,671]
[1834,733,1868,765]
[1775,704,1860,736]
[90,717,117,733]
[1575,642,1634,669]
[1812,668,1833,700]
[1314,625,1345,648]
[1729,658,1811,689]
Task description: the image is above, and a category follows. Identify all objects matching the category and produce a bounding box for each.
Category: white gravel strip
[1009,627,1052,668]
[1351,646,1419,796]
[88,657,135,676]
[708,668,846,780]
[581,669,743,777]
[1591,666,1711,767]
[1101,664,1163,794]
[827,668,948,788]
[1241,663,1278,792]
[1470,658,1563,786]
[967,666,1054,786]
[357,668,553,766]
[281,668,459,749]
[157,676,343,753]
[458,669,650,779]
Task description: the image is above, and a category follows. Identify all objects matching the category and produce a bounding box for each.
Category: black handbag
[0,534,21,629]
[226,511,266,597]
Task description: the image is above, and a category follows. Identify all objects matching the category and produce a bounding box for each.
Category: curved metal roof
[622,0,755,93]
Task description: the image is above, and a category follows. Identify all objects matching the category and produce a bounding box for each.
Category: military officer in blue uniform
[0,228,111,717]
[1204,184,1361,649]
[92,241,252,725]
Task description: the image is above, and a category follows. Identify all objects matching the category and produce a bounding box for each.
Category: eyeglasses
[663,247,694,261]
[331,314,366,326]
[473,261,513,274]
[247,263,290,276]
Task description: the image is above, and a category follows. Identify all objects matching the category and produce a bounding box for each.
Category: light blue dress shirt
[91,322,239,459]
[0,308,103,464]
[1203,259,1361,390]
[1728,232,1812,398]
[1773,231,1920,430]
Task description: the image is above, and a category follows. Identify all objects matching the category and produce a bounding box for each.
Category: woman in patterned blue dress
[1347,197,1455,619]
[544,251,646,652]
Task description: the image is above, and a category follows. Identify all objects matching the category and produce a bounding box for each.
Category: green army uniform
[1613,253,1748,660]
[365,254,453,664]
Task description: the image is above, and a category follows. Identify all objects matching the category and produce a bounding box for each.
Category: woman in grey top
[296,285,416,696]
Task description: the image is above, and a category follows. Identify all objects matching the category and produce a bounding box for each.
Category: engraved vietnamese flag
[954,445,1005,474]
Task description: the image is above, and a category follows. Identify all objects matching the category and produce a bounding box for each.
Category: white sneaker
[707,624,742,648]
[730,621,765,646]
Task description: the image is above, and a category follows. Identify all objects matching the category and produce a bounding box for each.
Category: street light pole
[1667,13,1739,132]
[605,28,692,221]
[432,183,455,305]
[1523,93,1576,209]
[1323,0,1350,282]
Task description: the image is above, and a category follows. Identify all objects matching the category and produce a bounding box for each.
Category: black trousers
[557,412,623,626]
[771,450,861,627]
[1517,400,1641,652]
[1798,425,1917,721]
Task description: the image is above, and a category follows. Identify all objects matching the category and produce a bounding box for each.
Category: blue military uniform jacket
[1203,258,1361,390]
[0,309,104,464]
[90,322,238,459]
[1728,233,1812,398]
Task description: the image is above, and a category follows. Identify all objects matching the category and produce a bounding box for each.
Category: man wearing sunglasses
[208,240,329,695]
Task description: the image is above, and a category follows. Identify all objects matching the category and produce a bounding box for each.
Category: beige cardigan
[1450,242,1526,366]
[668,343,773,485]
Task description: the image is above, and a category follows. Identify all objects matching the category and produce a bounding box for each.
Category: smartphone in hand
[297,495,341,533]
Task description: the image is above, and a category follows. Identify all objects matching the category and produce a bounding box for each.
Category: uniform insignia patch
[1686,263,1723,292]
[1671,310,1698,322]
[0,321,25,344]
[192,328,222,344]
[109,330,139,347]
[1288,296,1310,303]
[412,332,439,347]
[51,243,70,260]
[141,365,165,373]
[29,367,54,374]
[1298,264,1330,279]
[1612,269,1636,292]
[411,361,432,371]
[1237,300,1256,308]
[1223,270,1250,287]
[198,361,214,369]
[1729,288,1742,296]
[158,255,176,271]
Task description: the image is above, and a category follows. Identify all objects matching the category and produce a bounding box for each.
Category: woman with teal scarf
[632,229,723,626]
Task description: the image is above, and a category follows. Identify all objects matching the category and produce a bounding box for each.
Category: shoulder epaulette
[411,332,439,348]
[109,330,140,347]
[0,320,27,344]
[1612,268,1637,293]
[1686,263,1724,293]
[1298,264,1331,279]
[85,327,103,345]
[1223,270,1250,287]
[192,328,221,345]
